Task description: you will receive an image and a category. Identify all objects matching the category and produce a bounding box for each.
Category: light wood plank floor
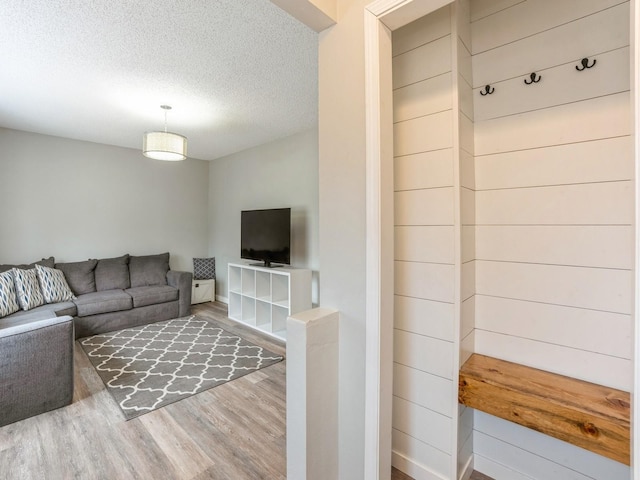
[391,467,493,480]
[0,302,286,480]
[1,301,493,480]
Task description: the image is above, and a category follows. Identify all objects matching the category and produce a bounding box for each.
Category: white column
[286,307,339,480]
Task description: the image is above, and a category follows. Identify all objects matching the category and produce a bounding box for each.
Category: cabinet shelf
[227,263,312,342]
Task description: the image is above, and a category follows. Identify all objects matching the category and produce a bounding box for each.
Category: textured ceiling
[0,0,318,160]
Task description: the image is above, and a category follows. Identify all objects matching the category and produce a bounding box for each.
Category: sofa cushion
[3,302,77,322]
[74,290,133,317]
[12,268,44,311]
[94,255,130,291]
[129,253,169,287]
[125,286,179,308]
[35,265,75,304]
[0,256,55,273]
[0,271,20,318]
[56,259,98,295]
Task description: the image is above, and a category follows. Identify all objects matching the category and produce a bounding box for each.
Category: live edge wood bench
[458,354,630,465]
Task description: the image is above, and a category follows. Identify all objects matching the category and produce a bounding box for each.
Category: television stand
[250,262,283,268]
[227,263,312,341]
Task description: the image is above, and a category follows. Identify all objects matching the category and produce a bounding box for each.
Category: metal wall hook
[576,57,596,71]
[480,85,495,96]
[524,72,542,84]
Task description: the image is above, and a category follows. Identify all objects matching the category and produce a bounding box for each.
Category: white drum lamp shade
[143,131,187,161]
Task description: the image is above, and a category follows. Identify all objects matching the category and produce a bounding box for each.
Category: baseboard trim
[458,453,473,480]
[473,454,533,480]
[216,295,228,304]
[391,450,448,480]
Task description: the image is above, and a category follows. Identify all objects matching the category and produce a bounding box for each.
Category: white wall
[385,0,634,479]
[392,6,458,479]
[391,3,475,478]
[318,1,369,477]
[207,129,319,304]
[0,128,209,272]
[470,0,632,479]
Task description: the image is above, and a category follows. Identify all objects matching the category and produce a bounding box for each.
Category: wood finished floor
[0,302,286,480]
[391,467,493,480]
[1,301,494,480]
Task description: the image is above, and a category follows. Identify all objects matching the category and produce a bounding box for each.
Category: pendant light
[143,105,187,161]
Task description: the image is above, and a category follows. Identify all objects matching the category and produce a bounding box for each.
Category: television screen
[241,208,291,267]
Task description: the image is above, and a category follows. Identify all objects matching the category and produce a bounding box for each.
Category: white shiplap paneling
[472,0,626,55]
[474,47,630,122]
[474,329,632,390]
[395,261,455,304]
[393,72,453,122]
[475,294,632,359]
[475,181,633,226]
[394,328,454,380]
[395,225,455,264]
[395,187,455,226]
[475,260,633,314]
[392,4,451,57]
[393,396,453,452]
[475,92,631,156]
[394,148,453,191]
[469,0,524,23]
[475,225,633,269]
[394,109,454,156]
[472,2,629,85]
[393,35,452,89]
[393,362,453,417]
[394,294,455,342]
[475,136,632,190]
[392,8,457,477]
[473,412,630,480]
[470,1,632,479]
[392,429,451,479]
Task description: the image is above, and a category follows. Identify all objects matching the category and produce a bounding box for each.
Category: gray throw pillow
[0,256,55,273]
[94,255,130,291]
[55,259,98,295]
[129,253,170,287]
[193,257,216,280]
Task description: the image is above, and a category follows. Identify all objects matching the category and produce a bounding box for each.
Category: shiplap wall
[455,1,474,479]
[392,5,458,479]
[470,0,632,479]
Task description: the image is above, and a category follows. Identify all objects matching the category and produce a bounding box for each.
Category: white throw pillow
[0,270,20,318]
[35,264,76,304]
[12,268,45,311]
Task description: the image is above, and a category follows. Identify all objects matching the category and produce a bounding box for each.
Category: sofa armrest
[0,315,74,427]
[167,270,193,317]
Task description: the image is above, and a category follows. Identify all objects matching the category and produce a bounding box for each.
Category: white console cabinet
[191,279,215,304]
[227,263,311,341]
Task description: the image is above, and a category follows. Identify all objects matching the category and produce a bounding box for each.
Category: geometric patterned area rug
[79,315,284,420]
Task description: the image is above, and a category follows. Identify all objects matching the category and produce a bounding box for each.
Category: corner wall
[207,129,319,304]
[0,128,209,271]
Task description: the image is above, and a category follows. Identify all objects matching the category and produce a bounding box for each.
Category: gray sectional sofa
[0,252,193,427]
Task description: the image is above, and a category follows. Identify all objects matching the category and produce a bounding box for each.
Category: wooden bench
[458,353,630,465]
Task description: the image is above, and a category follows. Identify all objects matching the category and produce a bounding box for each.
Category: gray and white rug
[80,315,283,420]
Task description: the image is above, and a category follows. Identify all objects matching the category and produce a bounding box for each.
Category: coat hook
[524,72,542,85]
[480,85,495,96]
[576,57,596,71]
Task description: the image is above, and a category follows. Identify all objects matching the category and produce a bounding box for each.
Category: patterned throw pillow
[193,257,216,280]
[12,268,45,311]
[35,264,76,304]
[0,270,20,318]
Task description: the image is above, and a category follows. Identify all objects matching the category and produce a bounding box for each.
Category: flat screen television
[241,208,291,268]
